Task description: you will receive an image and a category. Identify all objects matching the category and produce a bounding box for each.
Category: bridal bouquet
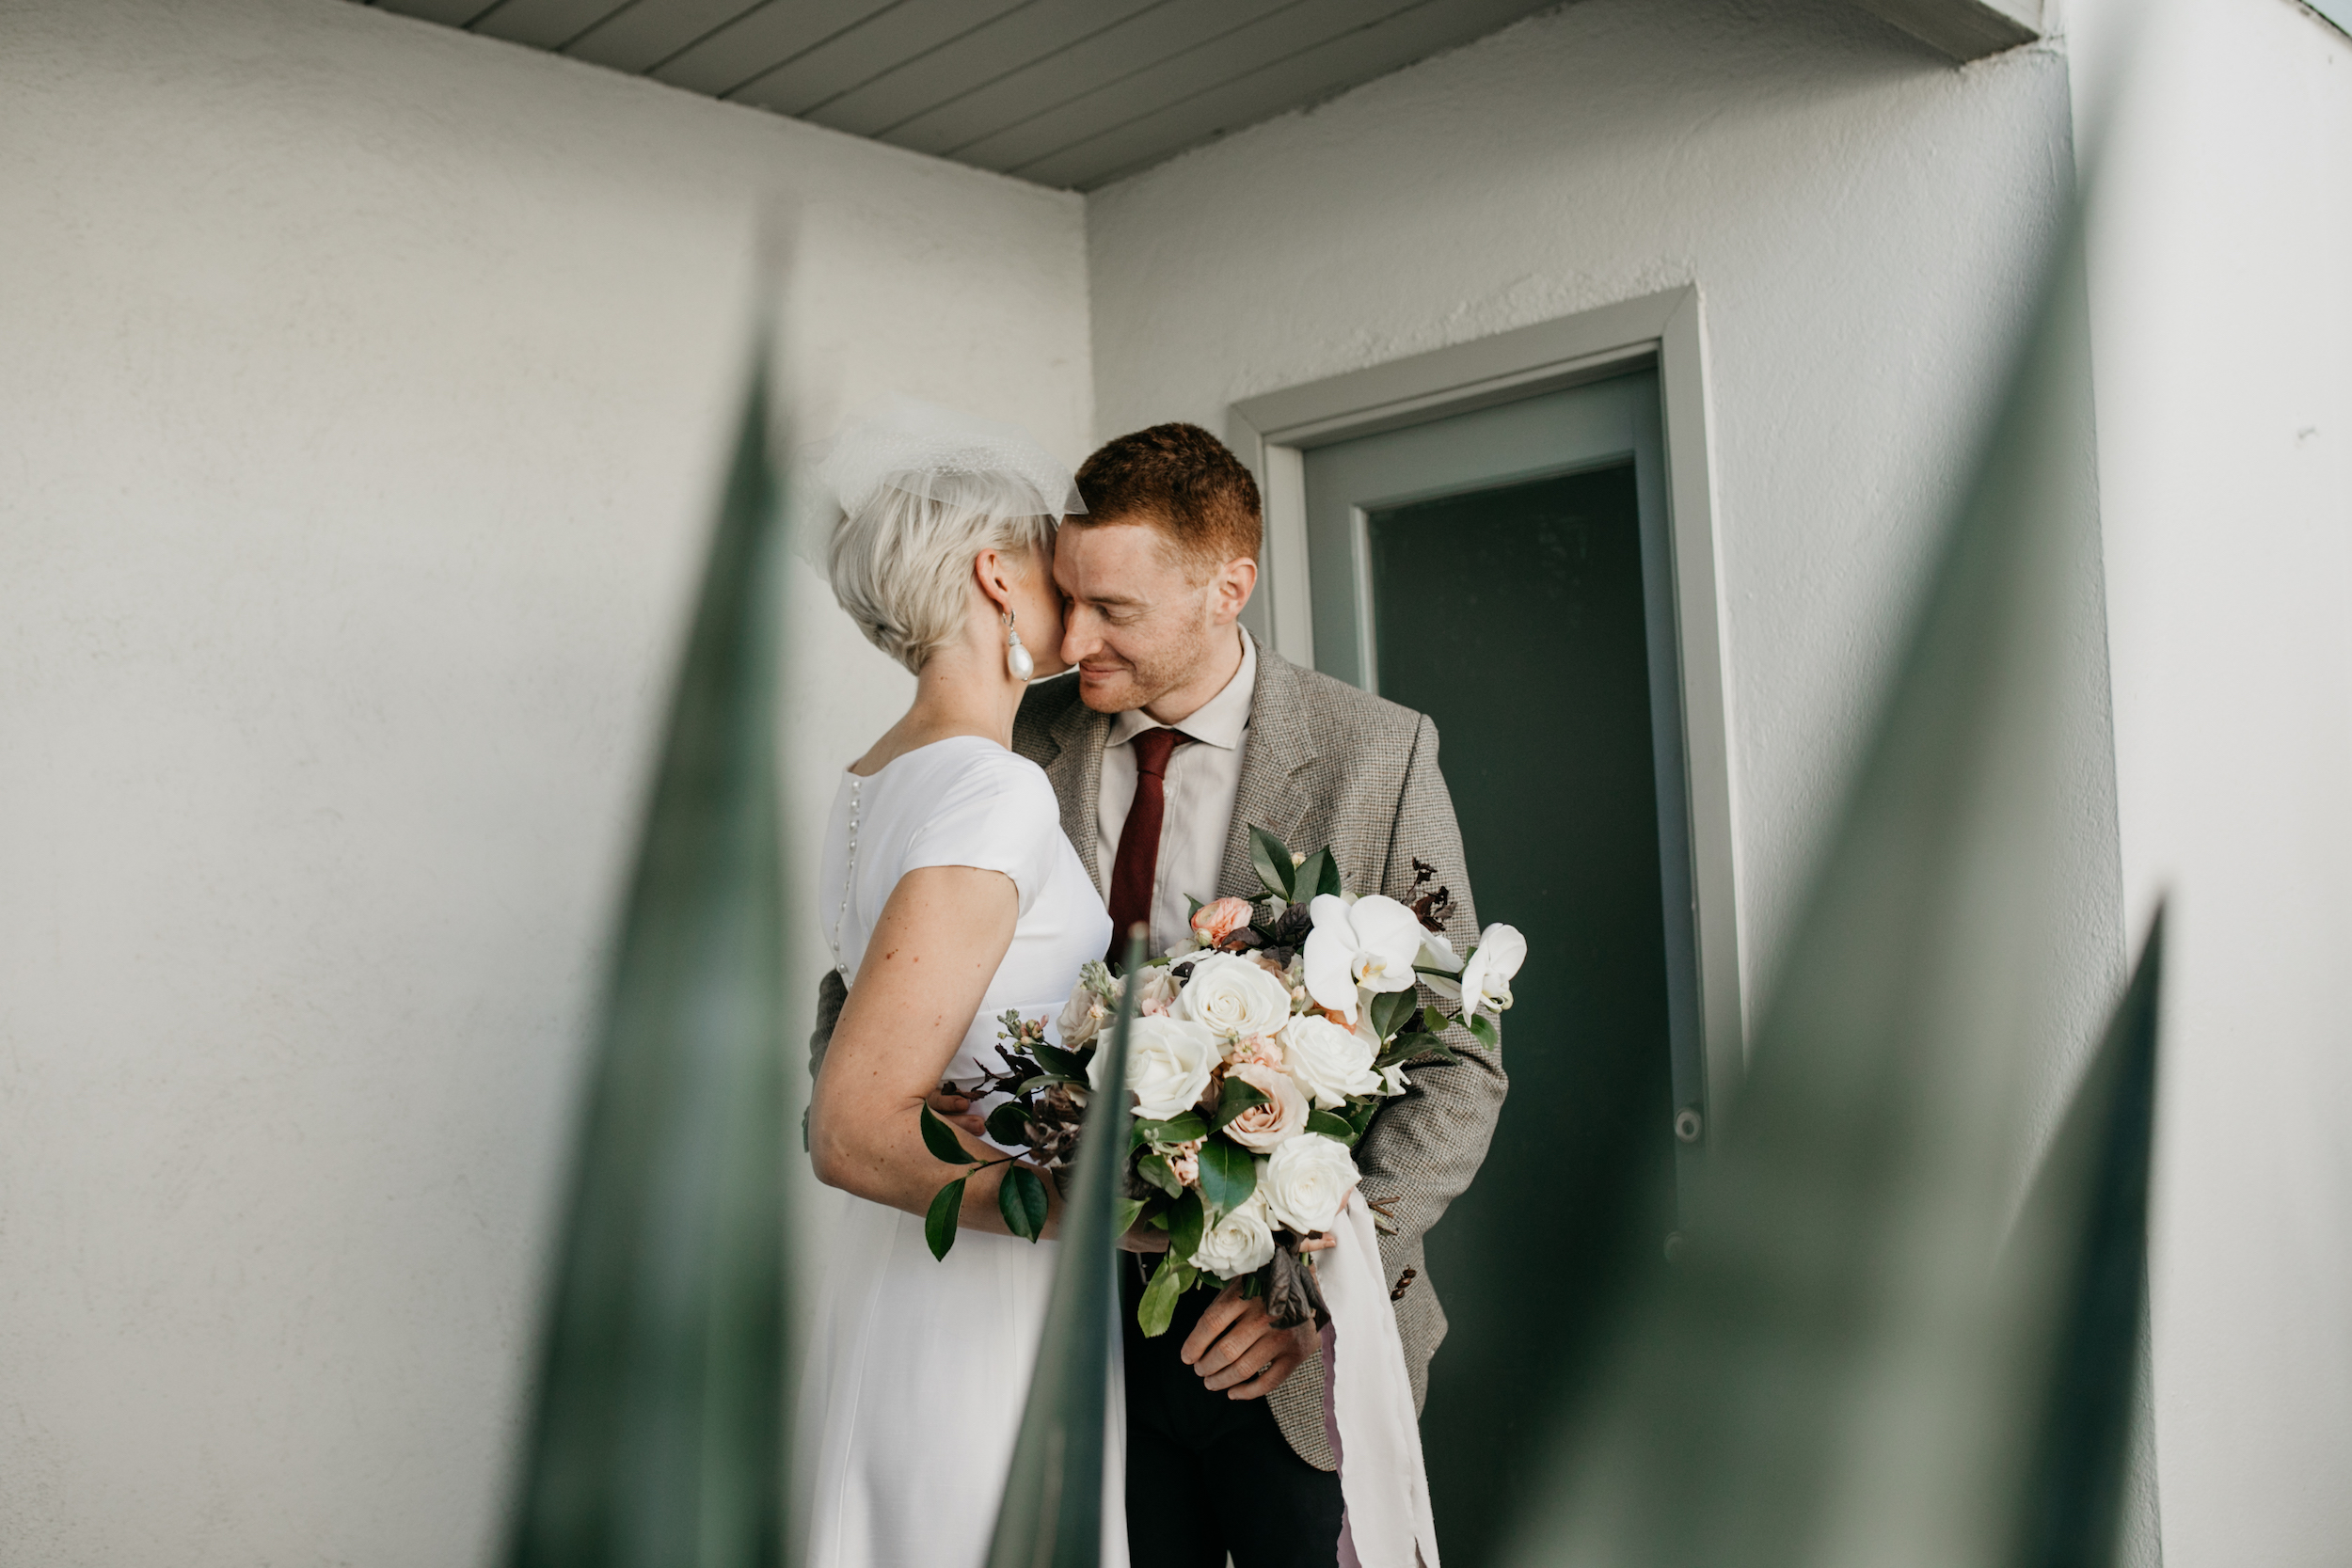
[920,827,1526,1338]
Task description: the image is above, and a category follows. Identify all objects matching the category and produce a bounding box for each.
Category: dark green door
[1301,372,1699,1567]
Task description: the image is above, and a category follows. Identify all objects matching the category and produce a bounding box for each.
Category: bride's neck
[855,641,1024,774]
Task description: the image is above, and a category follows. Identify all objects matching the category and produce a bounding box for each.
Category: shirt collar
[1109,627,1257,751]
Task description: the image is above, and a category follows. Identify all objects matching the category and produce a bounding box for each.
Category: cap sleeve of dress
[899,748,1063,918]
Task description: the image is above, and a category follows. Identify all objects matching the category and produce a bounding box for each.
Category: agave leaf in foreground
[506,357,789,1568]
[1502,228,2114,1567]
[2008,913,2163,1568]
[985,931,1147,1568]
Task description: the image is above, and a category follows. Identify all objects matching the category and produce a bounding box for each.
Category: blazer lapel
[1219,648,1323,897]
[1041,692,1110,888]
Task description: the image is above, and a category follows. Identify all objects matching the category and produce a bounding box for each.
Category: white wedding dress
[798,736,1126,1568]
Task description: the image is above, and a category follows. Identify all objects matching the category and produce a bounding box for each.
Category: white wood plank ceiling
[358,0,1572,190]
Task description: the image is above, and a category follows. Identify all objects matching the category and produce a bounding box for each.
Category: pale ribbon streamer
[1319,1194,1441,1567]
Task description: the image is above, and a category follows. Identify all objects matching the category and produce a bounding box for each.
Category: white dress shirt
[1096,628,1257,956]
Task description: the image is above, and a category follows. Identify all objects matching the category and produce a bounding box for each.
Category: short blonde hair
[827,471,1057,674]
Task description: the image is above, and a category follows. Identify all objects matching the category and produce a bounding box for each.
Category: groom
[1032,424,1502,1565]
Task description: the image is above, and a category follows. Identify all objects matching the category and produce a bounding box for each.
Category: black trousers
[1121,1256,1345,1568]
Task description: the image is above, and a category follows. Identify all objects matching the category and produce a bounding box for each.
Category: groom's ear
[1207,553,1258,626]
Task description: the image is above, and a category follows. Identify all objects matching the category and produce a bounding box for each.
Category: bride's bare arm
[808,865,1056,1238]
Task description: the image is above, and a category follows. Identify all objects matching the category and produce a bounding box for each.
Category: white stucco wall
[1086,0,2122,1088]
[0,2,1089,1562]
[2067,0,2352,1562]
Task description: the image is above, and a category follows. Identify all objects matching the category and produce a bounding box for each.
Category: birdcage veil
[803,395,1084,673]
[808,394,1085,528]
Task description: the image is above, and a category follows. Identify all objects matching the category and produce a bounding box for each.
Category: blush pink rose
[1221,1060,1311,1152]
[1191,896,1255,946]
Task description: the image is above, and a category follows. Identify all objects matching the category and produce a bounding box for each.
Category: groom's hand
[1182,1281,1318,1400]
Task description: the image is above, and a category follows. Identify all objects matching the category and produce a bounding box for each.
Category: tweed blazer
[807,644,1507,1470]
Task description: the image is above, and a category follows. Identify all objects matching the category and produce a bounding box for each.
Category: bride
[796,398,1127,1568]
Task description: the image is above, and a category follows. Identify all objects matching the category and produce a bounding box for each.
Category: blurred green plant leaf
[983,933,1146,1568]
[1501,218,2121,1568]
[2010,913,2163,1568]
[503,355,788,1568]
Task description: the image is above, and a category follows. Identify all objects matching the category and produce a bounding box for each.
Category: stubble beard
[1079,644,1198,716]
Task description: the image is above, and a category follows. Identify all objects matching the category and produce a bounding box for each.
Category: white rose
[1130,965,1184,1018]
[1189,1194,1277,1278]
[1278,1013,1384,1109]
[1057,987,1109,1050]
[1261,1135,1359,1236]
[1176,952,1294,1039]
[1091,1013,1217,1121]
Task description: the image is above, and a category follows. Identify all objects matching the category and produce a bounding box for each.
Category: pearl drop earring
[1004,610,1033,681]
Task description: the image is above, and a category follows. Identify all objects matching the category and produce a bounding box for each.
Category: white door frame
[1225,286,1747,1115]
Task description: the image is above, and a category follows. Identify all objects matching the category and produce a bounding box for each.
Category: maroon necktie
[1106,726,1191,959]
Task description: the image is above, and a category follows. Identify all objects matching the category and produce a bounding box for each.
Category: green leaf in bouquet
[1422,1005,1450,1036]
[1167,1189,1205,1267]
[1291,847,1333,908]
[1248,826,1297,901]
[1015,1074,1073,1097]
[1195,1137,1258,1217]
[1136,1252,1194,1339]
[1185,894,1204,920]
[1464,1012,1500,1052]
[984,931,1143,1568]
[1210,1074,1271,1132]
[920,1102,977,1166]
[999,1165,1050,1243]
[1367,989,1420,1043]
[1136,1152,1184,1197]
[1029,1041,1087,1080]
[1305,1110,1359,1145]
[1135,1112,1207,1147]
[985,1101,1033,1149]
[926,1178,966,1260]
[1113,1196,1147,1239]
[1345,1099,1382,1140]
[1311,849,1343,899]
[1378,1031,1456,1069]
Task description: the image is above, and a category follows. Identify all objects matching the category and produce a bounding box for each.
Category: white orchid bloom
[1454,923,1529,1022]
[1415,930,1465,1002]
[1302,894,1426,1020]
